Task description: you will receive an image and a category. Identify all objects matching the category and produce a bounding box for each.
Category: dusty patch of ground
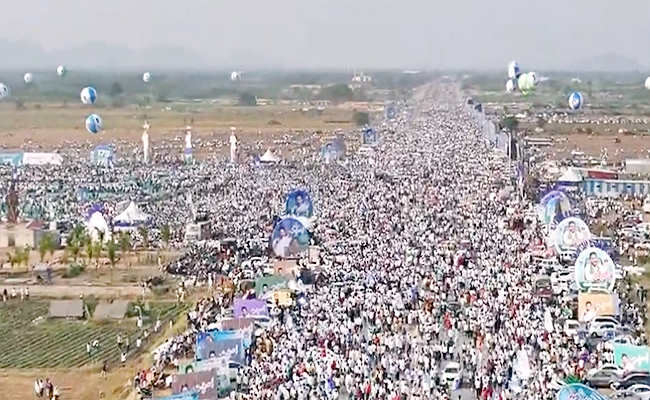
[0,103,356,150]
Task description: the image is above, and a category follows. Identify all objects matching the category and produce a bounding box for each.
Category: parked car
[587,363,625,377]
[617,384,650,400]
[589,322,618,337]
[585,370,620,388]
[564,320,581,336]
[611,373,650,390]
[442,362,462,386]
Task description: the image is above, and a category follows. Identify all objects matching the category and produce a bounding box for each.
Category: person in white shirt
[273,228,293,257]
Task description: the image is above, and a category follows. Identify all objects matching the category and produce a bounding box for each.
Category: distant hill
[571,54,641,72]
[0,38,212,71]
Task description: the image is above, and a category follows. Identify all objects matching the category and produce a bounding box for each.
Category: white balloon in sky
[142,72,151,83]
[645,76,650,90]
[23,73,34,84]
[56,65,67,77]
[506,79,516,93]
[0,83,10,99]
[231,71,241,81]
[528,71,540,86]
[507,61,520,79]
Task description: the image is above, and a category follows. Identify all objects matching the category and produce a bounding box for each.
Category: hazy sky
[1,0,649,70]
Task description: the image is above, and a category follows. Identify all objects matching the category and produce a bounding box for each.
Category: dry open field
[521,121,650,163]
[0,102,357,149]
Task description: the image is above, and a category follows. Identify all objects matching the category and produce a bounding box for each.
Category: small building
[0,221,57,249]
[581,179,650,198]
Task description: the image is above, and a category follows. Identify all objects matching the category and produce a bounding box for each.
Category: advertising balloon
[507,61,520,79]
[645,76,650,90]
[270,217,310,258]
[56,66,67,77]
[231,71,241,81]
[537,191,572,225]
[557,383,608,400]
[505,79,516,93]
[142,72,151,83]
[23,73,33,84]
[553,217,591,253]
[0,83,10,99]
[285,190,314,218]
[574,247,615,293]
[80,86,98,105]
[517,73,535,95]
[528,71,539,86]
[85,114,103,134]
[568,92,583,110]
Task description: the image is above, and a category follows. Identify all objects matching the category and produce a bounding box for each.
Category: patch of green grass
[0,300,190,369]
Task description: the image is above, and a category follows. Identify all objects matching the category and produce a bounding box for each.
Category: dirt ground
[522,122,650,163]
[0,102,356,149]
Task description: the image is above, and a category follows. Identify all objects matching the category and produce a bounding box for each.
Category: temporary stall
[86,211,111,242]
[260,149,280,163]
[22,153,63,166]
[114,201,151,228]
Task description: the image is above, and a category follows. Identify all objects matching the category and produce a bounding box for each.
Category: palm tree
[138,226,149,250]
[93,241,103,269]
[138,226,149,262]
[19,246,30,268]
[119,231,132,265]
[69,242,80,263]
[83,234,93,266]
[160,224,171,250]
[86,241,95,267]
[7,252,17,269]
[37,233,54,263]
[107,241,117,283]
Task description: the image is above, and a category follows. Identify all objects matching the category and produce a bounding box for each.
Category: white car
[589,322,617,337]
[622,384,650,400]
[442,362,462,386]
[551,270,573,285]
[564,320,581,336]
[588,363,625,377]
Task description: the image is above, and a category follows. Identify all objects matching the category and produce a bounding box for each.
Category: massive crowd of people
[131,83,648,400]
[6,81,648,400]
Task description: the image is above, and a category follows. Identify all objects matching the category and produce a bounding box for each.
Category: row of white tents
[86,201,151,242]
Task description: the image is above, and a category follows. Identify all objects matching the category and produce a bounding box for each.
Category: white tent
[114,201,150,227]
[260,149,280,163]
[86,211,111,242]
[557,168,582,183]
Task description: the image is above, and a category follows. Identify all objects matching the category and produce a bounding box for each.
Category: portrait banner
[270,217,310,258]
[577,293,616,322]
[285,190,314,218]
[553,217,591,253]
[198,338,245,364]
[574,247,615,292]
[233,299,269,318]
[613,344,650,372]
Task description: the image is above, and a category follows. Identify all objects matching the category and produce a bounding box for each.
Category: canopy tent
[86,211,111,242]
[114,201,151,227]
[260,149,280,163]
[557,168,582,185]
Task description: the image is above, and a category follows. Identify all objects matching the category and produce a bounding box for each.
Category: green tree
[238,92,258,106]
[501,116,519,132]
[119,231,132,261]
[93,241,103,268]
[352,112,370,127]
[320,84,353,104]
[160,225,171,250]
[138,226,149,251]
[38,233,54,263]
[107,241,117,283]
[109,81,123,97]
